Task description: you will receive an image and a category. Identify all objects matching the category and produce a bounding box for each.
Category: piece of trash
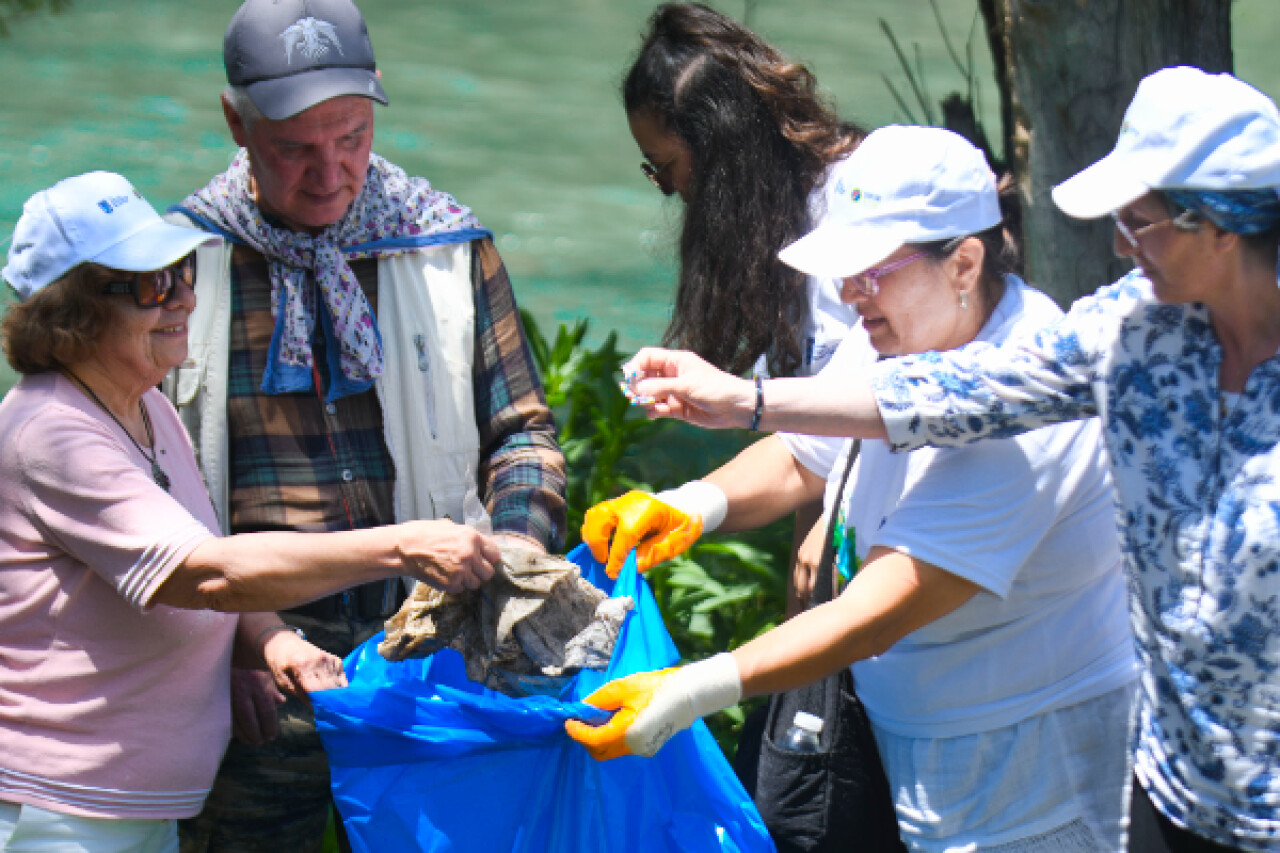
[379,547,634,696]
[619,370,654,406]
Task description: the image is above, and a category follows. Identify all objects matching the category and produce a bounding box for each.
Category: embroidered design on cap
[97,195,131,214]
[848,187,881,205]
[281,17,343,64]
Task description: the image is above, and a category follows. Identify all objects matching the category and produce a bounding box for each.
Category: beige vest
[162,214,481,534]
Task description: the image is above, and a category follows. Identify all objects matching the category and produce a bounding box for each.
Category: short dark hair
[2,264,117,375]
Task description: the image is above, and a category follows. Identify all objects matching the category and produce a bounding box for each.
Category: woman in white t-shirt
[619,2,863,610]
[572,127,1137,852]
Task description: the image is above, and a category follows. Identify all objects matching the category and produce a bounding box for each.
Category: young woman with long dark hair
[624,2,863,379]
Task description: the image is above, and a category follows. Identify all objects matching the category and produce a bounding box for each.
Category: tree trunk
[978,0,1232,306]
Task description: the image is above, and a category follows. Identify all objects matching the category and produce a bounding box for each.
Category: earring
[959,290,969,310]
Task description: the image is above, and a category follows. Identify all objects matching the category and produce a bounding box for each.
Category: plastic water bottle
[781,711,824,753]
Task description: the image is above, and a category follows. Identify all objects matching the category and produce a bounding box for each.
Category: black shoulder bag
[733,440,906,852]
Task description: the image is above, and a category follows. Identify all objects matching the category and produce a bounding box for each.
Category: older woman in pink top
[0,172,501,853]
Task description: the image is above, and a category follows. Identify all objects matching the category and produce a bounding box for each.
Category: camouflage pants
[179,613,385,853]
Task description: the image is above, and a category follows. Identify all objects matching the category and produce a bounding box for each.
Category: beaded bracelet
[749,375,764,431]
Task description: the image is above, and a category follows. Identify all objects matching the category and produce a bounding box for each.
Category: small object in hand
[379,548,634,696]
[619,370,655,407]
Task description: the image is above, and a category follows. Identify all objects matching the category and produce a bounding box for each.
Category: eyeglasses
[101,253,196,308]
[845,251,928,298]
[640,155,679,195]
[1111,209,1200,251]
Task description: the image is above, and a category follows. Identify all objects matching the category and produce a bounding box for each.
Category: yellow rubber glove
[582,491,704,579]
[565,653,742,760]
[564,668,678,760]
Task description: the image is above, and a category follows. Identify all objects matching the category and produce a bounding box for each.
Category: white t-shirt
[781,323,877,478]
[798,274,858,377]
[787,277,1136,738]
[755,163,860,379]
[800,159,860,375]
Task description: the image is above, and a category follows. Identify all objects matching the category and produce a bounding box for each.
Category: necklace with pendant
[65,370,171,492]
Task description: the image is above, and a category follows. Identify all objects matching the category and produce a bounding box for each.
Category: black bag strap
[809,439,861,609]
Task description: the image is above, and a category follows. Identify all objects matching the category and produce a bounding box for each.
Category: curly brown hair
[3,264,117,375]
[624,2,863,375]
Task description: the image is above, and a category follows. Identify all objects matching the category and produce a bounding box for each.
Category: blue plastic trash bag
[313,544,774,853]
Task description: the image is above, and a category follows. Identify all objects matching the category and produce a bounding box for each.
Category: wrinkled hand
[230,668,285,746]
[624,348,756,430]
[262,630,347,703]
[396,519,501,593]
[564,668,678,760]
[582,491,703,579]
[565,653,742,760]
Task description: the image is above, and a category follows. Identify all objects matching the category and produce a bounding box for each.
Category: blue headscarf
[1165,188,1280,236]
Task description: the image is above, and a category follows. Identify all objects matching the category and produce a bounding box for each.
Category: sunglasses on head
[101,253,196,308]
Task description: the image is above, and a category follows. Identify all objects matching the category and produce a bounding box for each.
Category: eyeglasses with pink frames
[844,250,928,298]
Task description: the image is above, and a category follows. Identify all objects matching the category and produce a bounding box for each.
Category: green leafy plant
[522,310,792,756]
[522,312,662,539]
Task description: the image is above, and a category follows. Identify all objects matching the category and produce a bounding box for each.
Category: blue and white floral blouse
[871,270,1280,850]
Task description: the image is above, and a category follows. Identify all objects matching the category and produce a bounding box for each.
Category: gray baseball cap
[224,0,389,121]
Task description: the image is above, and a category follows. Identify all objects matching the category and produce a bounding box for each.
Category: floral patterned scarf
[179,150,486,400]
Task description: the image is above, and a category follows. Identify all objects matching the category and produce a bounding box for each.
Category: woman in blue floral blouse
[618,67,1280,853]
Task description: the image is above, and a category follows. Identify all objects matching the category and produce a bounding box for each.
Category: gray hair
[224,85,265,130]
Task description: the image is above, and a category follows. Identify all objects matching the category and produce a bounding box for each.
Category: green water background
[2,1,1278,395]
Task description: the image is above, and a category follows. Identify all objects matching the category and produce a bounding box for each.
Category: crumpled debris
[379,547,633,696]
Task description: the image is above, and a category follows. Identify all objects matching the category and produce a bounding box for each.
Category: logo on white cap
[96,189,140,215]
[836,182,880,207]
[281,17,343,64]
[2,172,221,302]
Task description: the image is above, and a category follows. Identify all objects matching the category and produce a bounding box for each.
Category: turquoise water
[2,1,1279,393]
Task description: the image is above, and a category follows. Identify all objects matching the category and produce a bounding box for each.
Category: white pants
[0,801,176,853]
[873,682,1136,852]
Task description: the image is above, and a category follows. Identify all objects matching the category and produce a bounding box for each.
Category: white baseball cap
[2,172,221,301]
[779,125,1002,279]
[1053,67,1280,220]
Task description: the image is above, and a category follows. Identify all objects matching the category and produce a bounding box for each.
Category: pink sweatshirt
[0,373,235,818]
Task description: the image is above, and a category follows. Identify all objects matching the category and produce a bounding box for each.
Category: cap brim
[246,68,388,121]
[778,222,907,279]
[1052,150,1150,220]
[91,220,222,272]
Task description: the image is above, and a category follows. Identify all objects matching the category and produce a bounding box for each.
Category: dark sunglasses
[101,253,196,308]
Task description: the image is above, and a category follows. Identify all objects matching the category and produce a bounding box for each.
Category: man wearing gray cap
[167,1,566,850]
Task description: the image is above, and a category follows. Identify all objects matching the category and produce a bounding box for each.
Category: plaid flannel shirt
[225,238,566,549]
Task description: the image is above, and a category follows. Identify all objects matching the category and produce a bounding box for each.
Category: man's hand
[261,629,347,702]
[582,491,704,579]
[623,348,756,430]
[230,668,286,746]
[564,653,742,760]
[395,519,502,592]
